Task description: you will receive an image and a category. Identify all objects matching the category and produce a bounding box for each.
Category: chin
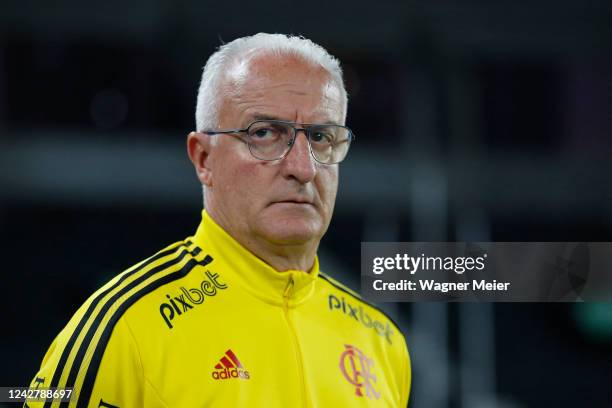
[258,216,324,245]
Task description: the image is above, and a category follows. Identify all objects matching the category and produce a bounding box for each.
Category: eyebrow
[247,113,341,126]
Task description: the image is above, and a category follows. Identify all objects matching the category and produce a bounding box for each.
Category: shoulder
[79,237,218,344]
[29,239,203,389]
[75,239,205,326]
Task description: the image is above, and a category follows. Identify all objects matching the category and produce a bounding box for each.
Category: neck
[246,236,318,272]
[206,207,318,272]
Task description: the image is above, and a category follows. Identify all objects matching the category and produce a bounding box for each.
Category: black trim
[317,273,404,335]
[43,240,191,408]
[76,255,213,408]
[60,245,203,408]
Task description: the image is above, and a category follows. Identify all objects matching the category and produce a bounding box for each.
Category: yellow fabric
[26,211,411,407]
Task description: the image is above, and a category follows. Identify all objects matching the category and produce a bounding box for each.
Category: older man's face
[205,54,343,251]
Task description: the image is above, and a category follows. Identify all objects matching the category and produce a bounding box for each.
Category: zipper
[283,274,309,407]
[283,275,295,298]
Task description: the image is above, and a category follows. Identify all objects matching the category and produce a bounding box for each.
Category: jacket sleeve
[401,334,412,407]
[25,316,164,408]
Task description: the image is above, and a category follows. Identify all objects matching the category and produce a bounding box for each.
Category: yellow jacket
[27,211,411,407]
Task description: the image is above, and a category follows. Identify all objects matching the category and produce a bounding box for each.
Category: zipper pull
[283,274,295,299]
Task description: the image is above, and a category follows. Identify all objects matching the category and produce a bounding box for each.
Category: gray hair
[195,33,348,132]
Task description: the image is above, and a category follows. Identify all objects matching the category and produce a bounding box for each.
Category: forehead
[220,52,344,125]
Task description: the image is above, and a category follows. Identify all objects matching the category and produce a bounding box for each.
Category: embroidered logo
[339,344,380,399]
[328,294,394,344]
[158,268,228,329]
[212,349,250,380]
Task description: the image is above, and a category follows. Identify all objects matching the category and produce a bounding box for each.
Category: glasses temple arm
[200,129,247,135]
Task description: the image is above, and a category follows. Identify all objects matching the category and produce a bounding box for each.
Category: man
[27,33,411,407]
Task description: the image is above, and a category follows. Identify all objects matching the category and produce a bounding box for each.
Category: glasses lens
[246,121,294,160]
[308,125,352,164]
[244,121,353,164]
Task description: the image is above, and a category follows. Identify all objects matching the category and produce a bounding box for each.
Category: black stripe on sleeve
[76,255,214,408]
[60,246,204,408]
[43,240,191,408]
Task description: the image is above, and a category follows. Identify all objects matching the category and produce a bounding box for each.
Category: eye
[310,130,333,144]
[252,128,275,139]
[248,122,289,141]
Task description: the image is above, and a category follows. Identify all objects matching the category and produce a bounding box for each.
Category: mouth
[271,198,315,207]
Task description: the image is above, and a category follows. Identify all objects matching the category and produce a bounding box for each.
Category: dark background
[1,1,612,407]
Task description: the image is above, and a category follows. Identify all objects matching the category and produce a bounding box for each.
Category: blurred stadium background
[1,1,612,407]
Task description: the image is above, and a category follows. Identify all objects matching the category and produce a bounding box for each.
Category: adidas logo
[212,349,250,380]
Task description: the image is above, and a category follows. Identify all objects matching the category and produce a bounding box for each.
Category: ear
[187,132,213,187]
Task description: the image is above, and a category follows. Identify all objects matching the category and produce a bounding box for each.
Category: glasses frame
[200,120,355,165]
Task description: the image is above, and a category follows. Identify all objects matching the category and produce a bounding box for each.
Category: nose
[281,131,316,184]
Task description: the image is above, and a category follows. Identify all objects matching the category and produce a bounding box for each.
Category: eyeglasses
[201,120,354,165]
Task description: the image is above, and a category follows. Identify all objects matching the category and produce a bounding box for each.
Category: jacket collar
[192,210,319,306]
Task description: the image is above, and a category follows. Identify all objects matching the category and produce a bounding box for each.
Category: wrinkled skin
[188,53,344,272]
